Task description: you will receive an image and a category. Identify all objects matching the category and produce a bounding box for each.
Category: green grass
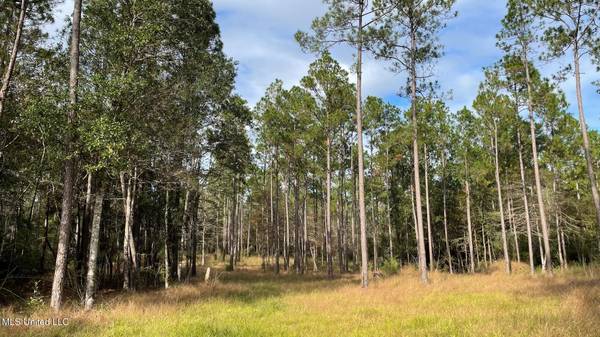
[2,260,599,337]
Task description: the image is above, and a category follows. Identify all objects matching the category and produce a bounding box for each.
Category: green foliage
[381,258,400,276]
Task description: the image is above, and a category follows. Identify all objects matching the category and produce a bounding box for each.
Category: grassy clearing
[2,259,599,337]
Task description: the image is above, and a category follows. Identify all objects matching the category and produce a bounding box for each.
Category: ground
[1,259,600,337]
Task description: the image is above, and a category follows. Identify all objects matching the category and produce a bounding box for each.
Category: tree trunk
[369,141,377,272]
[442,152,453,273]
[326,135,333,278]
[523,52,552,274]
[303,183,309,273]
[356,0,369,288]
[508,197,520,263]
[284,177,290,271]
[78,173,93,279]
[482,222,488,266]
[573,46,600,246]
[229,180,238,271]
[410,183,419,258]
[465,177,475,273]
[120,172,132,290]
[351,147,357,268]
[410,25,428,283]
[517,129,535,275]
[164,189,170,289]
[493,122,511,274]
[192,195,200,276]
[294,175,301,274]
[536,219,545,271]
[179,190,189,280]
[424,145,434,271]
[386,146,393,262]
[84,184,105,311]
[0,0,27,117]
[50,0,82,311]
[553,177,565,269]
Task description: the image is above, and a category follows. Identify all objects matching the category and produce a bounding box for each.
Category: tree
[499,0,553,274]
[473,69,512,274]
[0,0,27,117]
[50,0,82,311]
[296,0,391,287]
[454,107,482,273]
[370,0,456,283]
[302,52,354,277]
[532,0,600,240]
[84,182,105,311]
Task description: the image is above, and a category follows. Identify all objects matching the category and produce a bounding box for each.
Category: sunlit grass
[2,258,599,337]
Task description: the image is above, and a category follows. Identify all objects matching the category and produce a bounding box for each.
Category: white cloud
[45,0,600,130]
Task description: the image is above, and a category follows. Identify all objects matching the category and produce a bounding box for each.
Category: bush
[381,259,400,276]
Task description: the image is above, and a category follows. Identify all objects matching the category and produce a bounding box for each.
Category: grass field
[2,259,600,337]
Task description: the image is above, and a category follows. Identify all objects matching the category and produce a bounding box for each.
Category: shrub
[381,259,400,276]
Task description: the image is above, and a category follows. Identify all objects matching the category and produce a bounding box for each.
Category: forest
[1,0,600,336]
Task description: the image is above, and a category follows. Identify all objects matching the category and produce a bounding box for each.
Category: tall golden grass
[1,258,599,337]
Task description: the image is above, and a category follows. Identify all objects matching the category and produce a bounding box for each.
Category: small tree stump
[204,267,211,283]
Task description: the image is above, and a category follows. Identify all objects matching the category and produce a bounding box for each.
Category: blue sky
[47,0,599,129]
[213,0,600,130]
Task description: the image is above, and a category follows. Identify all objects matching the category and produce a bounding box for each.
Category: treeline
[0,0,600,313]
[0,0,251,311]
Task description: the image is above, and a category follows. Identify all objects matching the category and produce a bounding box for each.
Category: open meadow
[2,259,599,337]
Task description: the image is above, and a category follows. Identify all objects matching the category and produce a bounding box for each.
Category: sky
[47,0,599,129]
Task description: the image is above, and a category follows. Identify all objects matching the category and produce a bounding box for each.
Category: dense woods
[1,0,600,316]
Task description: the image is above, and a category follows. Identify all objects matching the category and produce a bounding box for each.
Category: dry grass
[1,259,599,337]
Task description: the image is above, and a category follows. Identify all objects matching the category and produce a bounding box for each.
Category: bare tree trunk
[385,145,393,262]
[369,141,377,272]
[284,178,290,271]
[523,53,552,274]
[228,180,238,271]
[561,228,568,269]
[120,172,132,290]
[191,195,200,276]
[442,152,453,273]
[482,222,488,267]
[78,173,93,278]
[536,219,545,271]
[351,148,357,268]
[50,0,82,311]
[573,46,600,245]
[465,178,475,273]
[356,0,369,287]
[238,197,242,262]
[164,189,170,289]
[339,145,347,273]
[294,175,301,274]
[553,177,564,269]
[274,160,280,274]
[410,26,427,283]
[326,136,333,278]
[517,130,535,275]
[84,184,105,311]
[410,183,419,256]
[474,229,481,267]
[179,190,189,280]
[303,183,308,272]
[508,197,520,263]
[424,144,434,271]
[247,203,252,257]
[492,122,511,274]
[269,169,274,268]
[0,0,27,117]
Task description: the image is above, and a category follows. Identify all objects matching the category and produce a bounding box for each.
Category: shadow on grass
[95,263,358,310]
[515,274,600,319]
